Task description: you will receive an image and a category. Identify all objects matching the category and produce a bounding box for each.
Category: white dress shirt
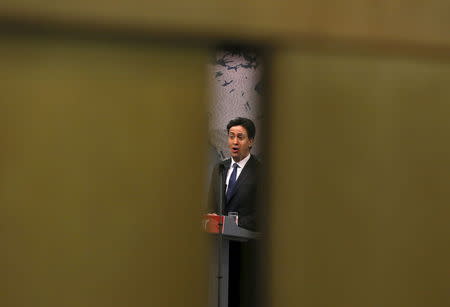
[225,153,251,192]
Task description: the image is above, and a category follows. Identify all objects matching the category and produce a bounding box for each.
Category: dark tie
[226,163,239,201]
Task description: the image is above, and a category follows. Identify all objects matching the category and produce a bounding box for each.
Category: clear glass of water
[228,212,238,224]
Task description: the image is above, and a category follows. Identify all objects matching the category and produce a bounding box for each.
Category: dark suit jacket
[208,154,261,231]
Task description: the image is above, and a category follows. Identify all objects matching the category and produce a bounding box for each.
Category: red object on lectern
[203,214,224,234]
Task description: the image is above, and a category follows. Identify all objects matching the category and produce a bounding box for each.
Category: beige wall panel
[1,1,449,47]
[0,34,208,307]
[0,1,236,36]
[253,0,450,45]
[268,50,450,307]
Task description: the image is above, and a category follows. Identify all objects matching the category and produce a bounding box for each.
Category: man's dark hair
[226,117,256,139]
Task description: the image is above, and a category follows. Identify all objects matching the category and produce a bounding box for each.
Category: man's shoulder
[213,158,231,170]
[249,154,262,167]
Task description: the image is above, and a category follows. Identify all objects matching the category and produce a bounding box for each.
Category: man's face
[228,125,253,162]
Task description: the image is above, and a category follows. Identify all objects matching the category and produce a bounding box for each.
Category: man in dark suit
[208,117,261,230]
[208,117,261,307]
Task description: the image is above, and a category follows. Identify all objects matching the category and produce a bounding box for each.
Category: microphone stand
[217,163,226,307]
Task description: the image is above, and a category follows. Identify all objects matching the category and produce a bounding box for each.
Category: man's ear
[249,138,254,149]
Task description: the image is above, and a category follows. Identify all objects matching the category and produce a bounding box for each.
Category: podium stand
[204,215,260,307]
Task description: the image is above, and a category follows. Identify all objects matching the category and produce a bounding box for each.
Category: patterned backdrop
[208,49,263,167]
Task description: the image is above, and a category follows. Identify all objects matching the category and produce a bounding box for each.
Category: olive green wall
[269,50,450,307]
[0,34,209,307]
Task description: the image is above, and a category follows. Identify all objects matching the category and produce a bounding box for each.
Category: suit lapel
[226,155,254,203]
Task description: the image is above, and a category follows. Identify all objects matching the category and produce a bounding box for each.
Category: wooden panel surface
[0,0,449,48]
[268,50,450,307]
[0,34,209,307]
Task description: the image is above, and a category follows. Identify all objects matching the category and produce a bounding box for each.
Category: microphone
[218,162,225,172]
[220,159,231,173]
[216,159,227,307]
[219,161,229,193]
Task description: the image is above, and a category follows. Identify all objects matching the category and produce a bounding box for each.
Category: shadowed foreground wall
[0,33,209,307]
